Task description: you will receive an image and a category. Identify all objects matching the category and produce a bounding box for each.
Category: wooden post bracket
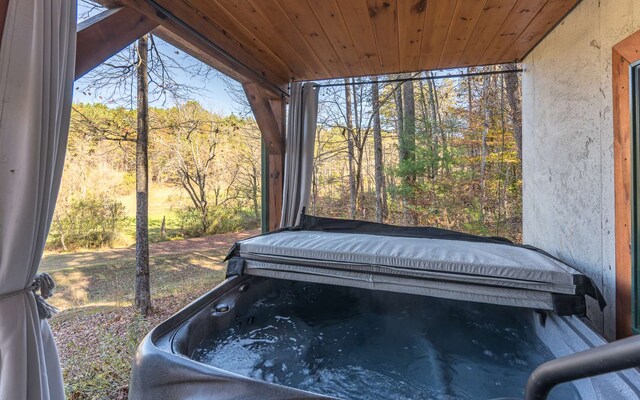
[75,6,158,79]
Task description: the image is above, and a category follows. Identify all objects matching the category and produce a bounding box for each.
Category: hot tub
[129,276,640,400]
[129,216,640,399]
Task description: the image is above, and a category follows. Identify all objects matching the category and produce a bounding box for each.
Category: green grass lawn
[118,183,188,246]
[42,230,255,400]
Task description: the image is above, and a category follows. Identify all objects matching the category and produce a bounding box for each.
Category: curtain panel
[280,82,319,228]
[0,0,76,399]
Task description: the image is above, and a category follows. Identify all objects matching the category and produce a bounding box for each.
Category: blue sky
[75,1,241,115]
[74,58,241,115]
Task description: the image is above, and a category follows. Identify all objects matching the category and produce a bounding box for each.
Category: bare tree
[480,72,492,224]
[344,79,357,219]
[168,107,219,234]
[372,77,385,222]
[400,76,417,225]
[135,35,151,315]
[233,123,263,221]
[76,31,213,315]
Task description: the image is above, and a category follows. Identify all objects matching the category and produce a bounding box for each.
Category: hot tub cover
[226,214,605,316]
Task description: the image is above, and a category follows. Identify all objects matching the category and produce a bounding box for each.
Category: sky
[73,52,242,116]
[75,2,242,116]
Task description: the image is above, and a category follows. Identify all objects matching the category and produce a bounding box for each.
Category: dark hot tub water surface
[191,282,579,400]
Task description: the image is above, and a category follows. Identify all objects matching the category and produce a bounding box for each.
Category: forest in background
[48,101,263,251]
[49,65,522,252]
[311,66,522,241]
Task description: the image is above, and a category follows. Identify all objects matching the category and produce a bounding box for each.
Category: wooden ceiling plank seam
[397,0,428,72]
[306,0,366,77]
[153,0,289,80]
[273,0,349,79]
[480,0,548,65]
[395,0,401,72]
[456,0,519,67]
[517,0,582,61]
[438,0,488,69]
[503,0,579,62]
[246,0,332,78]
[115,0,289,93]
[366,0,401,72]
[492,0,551,62]
[182,0,293,80]
[419,0,458,70]
[335,0,383,75]
[433,0,462,69]
[213,0,315,80]
[343,0,384,75]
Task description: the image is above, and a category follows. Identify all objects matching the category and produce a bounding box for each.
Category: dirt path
[41,229,260,272]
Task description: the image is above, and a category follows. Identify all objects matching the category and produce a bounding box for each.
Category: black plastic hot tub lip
[150,275,250,347]
[144,275,248,350]
[136,275,339,400]
[167,275,260,356]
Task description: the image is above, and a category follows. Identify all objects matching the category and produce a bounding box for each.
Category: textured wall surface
[522,0,640,340]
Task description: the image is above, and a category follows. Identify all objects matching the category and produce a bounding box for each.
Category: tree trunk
[426,76,440,178]
[252,165,260,221]
[351,79,366,218]
[429,74,447,173]
[394,80,406,222]
[503,63,522,160]
[344,80,357,219]
[480,73,491,225]
[402,77,417,225]
[467,69,473,119]
[135,35,151,316]
[372,78,385,223]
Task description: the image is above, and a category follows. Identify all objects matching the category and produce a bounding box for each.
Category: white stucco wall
[522,0,640,340]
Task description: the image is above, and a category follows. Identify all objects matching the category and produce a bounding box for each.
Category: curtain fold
[0,0,76,399]
[280,82,319,228]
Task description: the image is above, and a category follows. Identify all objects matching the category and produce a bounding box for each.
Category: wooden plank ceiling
[113,0,578,90]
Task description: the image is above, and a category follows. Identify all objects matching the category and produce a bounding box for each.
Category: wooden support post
[0,0,8,49]
[268,97,286,231]
[244,82,286,231]
[75,7,157,79]
[613,29,640,338]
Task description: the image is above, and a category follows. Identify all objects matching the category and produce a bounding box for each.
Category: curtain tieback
[0,273,59,319]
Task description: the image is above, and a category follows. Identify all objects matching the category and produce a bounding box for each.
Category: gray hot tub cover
[225,214,605,316]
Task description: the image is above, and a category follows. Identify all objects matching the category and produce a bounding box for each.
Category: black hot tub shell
[128,216,640,399]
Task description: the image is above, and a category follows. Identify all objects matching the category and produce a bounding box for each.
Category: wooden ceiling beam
[76,7,157,79]
[97,0,288,98]
[243,82,285,155]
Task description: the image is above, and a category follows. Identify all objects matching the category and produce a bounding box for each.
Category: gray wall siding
[523,0,640,340]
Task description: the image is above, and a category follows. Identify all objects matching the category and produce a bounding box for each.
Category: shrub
[48,194,127,251]
[177,206,259,237]
[176,207,207,237]
[209,207,259,234]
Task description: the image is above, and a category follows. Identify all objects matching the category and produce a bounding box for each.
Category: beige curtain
[0,0,76,399]
[280,82,319,227]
